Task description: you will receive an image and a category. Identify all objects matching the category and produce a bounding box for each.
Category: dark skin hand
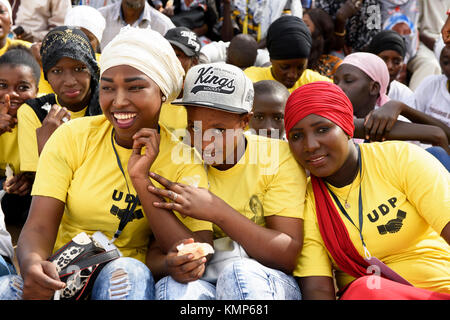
[128,128,213,253]
[4,172,33,196]
[0,95,17,134]
[297,276,336,300]
[364,100,450,141]
[146,237,210,283]
[363,101,450,153]
[355,118,450,153]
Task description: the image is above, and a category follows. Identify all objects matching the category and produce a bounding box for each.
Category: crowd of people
[0,0,448,301]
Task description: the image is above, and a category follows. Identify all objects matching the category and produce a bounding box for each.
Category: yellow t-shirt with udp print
[17,98,87,173]
[207,133,307,239]
[31,115,212,263]
[294,141,450,294]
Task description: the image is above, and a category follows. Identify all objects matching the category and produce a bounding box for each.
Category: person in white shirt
[415,38,450,128]
[99,0,175,50]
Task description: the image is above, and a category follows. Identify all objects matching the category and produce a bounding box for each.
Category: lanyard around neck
[109,128,136,243]
[326,144,371,259]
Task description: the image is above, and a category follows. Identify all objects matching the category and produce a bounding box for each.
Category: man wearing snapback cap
[159,26,201,133]
[147,63,306,300]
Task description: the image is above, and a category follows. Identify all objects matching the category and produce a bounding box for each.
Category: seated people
[244,15,331,94]
[146,63,306,300]
[286,81,450,299]
[0,26,212,300]
[333,52,450,156]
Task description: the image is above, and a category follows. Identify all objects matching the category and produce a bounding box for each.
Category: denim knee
[91,257,155,300]
[155,276,216,300]
[216,259,301,300]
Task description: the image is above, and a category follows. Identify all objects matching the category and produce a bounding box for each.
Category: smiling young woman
[286,81,450,300]
[0,45,40,227]
[17,26,102,176]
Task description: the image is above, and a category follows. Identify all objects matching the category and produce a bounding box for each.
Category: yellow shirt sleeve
[153,124,213,233]
[17,104,41,172]
[244,66,274,83]
[0,127,20,175]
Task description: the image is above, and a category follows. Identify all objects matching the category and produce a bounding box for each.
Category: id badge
[92,231,123,257]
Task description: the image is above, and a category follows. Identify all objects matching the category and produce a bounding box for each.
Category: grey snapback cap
[172,63,254,114]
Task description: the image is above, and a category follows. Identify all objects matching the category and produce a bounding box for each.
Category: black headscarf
[367,30,407,58]
[40,26,101,116]
[266,15,312,60]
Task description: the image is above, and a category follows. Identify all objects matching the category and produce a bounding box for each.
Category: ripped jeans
[0,257,155,300]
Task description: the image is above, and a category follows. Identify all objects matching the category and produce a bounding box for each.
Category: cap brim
[172,100,249,114]
[167,40,196,57]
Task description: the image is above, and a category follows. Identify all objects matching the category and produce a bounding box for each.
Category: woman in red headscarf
[286,81,450,300]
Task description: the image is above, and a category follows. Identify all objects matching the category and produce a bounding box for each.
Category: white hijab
[100,26,184,102]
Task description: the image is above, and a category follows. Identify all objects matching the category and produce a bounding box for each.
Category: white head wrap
[100,26,184,102]
[64,5,106,43]
[0,0,12,24]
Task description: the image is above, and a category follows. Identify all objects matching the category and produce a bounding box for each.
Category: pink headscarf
[341,52,390,106]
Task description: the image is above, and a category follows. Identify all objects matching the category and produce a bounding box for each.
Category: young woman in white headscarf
[0,26,213,300]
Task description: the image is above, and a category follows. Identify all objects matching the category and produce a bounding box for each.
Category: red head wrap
[284,81,355,139]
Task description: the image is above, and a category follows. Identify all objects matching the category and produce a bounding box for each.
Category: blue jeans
[0,257,155,300]
[0,256,21,300]
[426,146,450,171]
[156,258,301,300]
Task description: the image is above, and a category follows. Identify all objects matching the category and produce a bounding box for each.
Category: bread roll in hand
[176,242,214,260]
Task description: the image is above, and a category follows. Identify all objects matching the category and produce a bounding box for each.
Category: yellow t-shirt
[294,141,450,294]
[244,66,332,93]
[37,53,102,96]
[17,98,87,173]
[31,115,212,263]
[0,127,20,176]
[158,102,187,134]
[208,133,307,238]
